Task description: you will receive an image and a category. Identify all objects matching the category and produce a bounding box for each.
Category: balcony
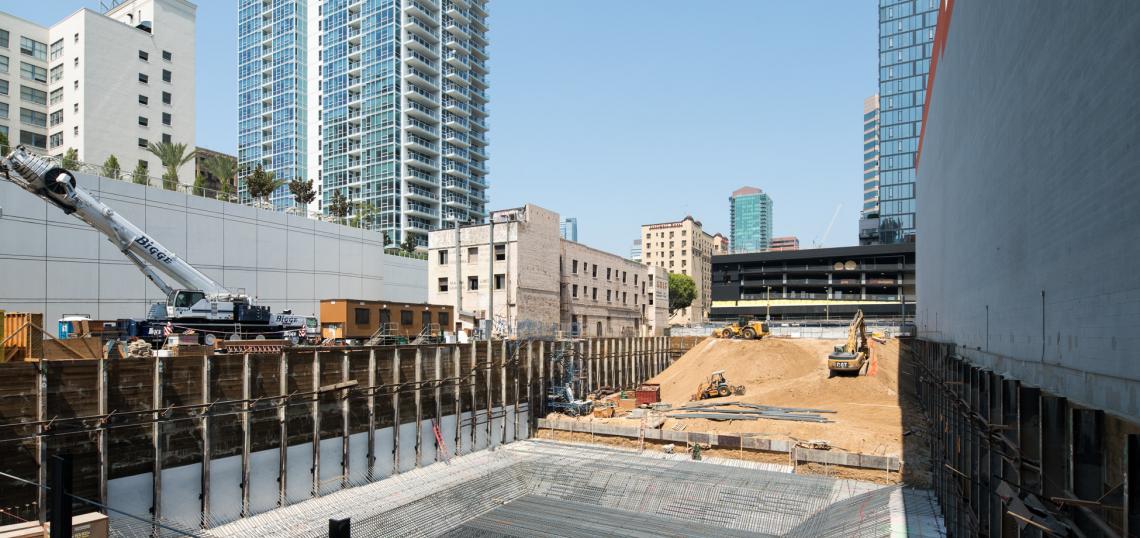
[404,0,436,18]
[406,133,439,154]
[442,160,469,177]
[443,128,469,146]
[443,145,469,161]
[443,1,469,21]
[443,65,469,83]
[403,82,438,106]
[406,117,440,138]
[404,15,439,41]
[405,184,438,202]
[442,81,470,100]
[405,99,439,122]
[404,165,437,186]
[442,193,467,207]
[443,177,468,192]
[407,150,439,171]
[443,113,469,131]
[406,202,439,219]
[443,49,469,68]
[406,33,437,56]
[407,50,439,73]
[443,97,469,115]
[444,36,469,54]
[404,67,439,91]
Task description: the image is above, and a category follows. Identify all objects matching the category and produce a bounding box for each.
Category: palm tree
[146,141,195,191]
[203,154,237,200]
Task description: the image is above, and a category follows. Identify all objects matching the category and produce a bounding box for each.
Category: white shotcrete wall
[0,172,427,333]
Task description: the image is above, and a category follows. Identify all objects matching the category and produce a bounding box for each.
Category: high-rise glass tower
[729,187,772,253]
[859,94,882,245]
[560,217,577,241]
[237,0,307,210]
[877,0,938,243]
[237,0,490,246]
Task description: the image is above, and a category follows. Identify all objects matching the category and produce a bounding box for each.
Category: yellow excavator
[828,310,869,377]
[711,318,769,340]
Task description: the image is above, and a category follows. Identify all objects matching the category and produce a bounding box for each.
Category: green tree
[131,161,150,185]
[101,154,121,179]
[193,171,207,197]
[400,233,419,253]
[668,273,696,315]
[327,190,350,223]
[61,148,79,169]
[288,178,316,208]
[203,154,237,200]
[244,164,286,204]
[146,141,196,191]
[0,132,9,156]
[349,200,378,229]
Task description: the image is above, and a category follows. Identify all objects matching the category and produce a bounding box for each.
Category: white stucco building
[0,0,196,182]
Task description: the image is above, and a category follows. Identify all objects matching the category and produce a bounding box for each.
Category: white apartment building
[239,0,490,247]
[0,0,196,182]
[640,216,721,325]
[427,204,668,338]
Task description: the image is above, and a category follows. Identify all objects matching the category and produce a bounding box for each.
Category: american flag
[163,322,173,336]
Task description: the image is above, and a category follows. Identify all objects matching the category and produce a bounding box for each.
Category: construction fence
[0,336,697,534]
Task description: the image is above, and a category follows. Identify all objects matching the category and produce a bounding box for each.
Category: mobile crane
[1,146,309,345]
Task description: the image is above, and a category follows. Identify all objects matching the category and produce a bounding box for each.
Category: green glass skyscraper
[729,186,772,253]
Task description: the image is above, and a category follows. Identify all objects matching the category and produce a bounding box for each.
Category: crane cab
[167,290,234,321]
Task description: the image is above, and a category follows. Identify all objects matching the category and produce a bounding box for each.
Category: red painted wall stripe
[915,0,956,171]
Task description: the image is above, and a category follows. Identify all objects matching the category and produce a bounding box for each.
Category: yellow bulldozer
[828,309,869,377]
[711,318,769,340]
[692,370,745,400]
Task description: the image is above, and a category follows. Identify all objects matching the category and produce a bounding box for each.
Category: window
[622,271,627,283]
[73,33,78,43]
[466,246,478,262]
[438,250,448,264]
[438,277,448,292]
[161,91,171,104]
[493,244,505,261]
[73,103,77,114]
[571,260,578,274]
[19,130,46,148]
[438,311,449,327]
[400,310,413,325]
[50,39,62,61]
[161,69,171,82]
[19,37,46,60]
[0,30,8,48]
[421,311,431,328]
[572,284,578,298]
[20,62,46,83]
[161,133,171,144]
[19,108,46,127]
[0,54,7,73]
[138,94,148,105]
[494,274,504,290]
[606,268,611,280]
[0,102,6,119]
[49,110,62,126]
[592,288,597,301]
[138,50,148,61]
[73,126,77,136]
[73,80,78,90]
[592,265,597,278]
[162,50,172,61]
[606,290,611,302]
[467,276,478,290]
[138,116,148,127]
[162,112,171,126]
[49,64,61,82]
[354,308,369,325]
[138,73,148,83]
[137,137,147,148]
[0,80,7,95]
[73,57,78,67]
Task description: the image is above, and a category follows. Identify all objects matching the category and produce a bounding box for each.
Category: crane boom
[2,147,236,299]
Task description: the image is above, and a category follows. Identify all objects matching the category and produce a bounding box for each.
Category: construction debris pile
[669,401,836,423]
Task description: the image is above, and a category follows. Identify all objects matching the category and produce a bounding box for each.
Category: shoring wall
[0,336,701,530]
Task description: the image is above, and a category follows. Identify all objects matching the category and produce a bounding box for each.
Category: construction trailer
[320,299,453,343]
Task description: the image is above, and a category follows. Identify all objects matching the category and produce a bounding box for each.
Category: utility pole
[766,286,771,321]
[487,217,494,338]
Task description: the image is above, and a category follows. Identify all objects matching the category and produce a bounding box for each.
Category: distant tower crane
[812,204,842,249]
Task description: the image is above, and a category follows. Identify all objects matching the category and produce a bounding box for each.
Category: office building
[877,0,939,243]
[560,217,577,241]
[769,236,800,252]
[0,0,196,182]
[710,243,915,321]
[630,238,641,262]
[859,94,882,244]
[238,0,490,246]
[711,233,728,255]
[640,216,720,325]
[729,186,772,253]
[427,204,667,338]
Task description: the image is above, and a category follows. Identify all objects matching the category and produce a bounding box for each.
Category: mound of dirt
[611,336,908,459]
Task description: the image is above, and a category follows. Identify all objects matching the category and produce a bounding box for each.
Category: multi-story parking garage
[709,243,915,321]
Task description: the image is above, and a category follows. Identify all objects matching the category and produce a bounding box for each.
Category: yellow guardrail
[712,299,902,308]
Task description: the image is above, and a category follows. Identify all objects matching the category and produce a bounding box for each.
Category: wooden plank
[151,356,163,533]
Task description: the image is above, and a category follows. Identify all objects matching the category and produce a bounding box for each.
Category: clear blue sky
[1,0,877,255]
